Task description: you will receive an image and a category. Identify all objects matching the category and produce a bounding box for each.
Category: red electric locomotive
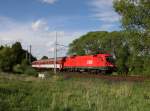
[32,53,116,73]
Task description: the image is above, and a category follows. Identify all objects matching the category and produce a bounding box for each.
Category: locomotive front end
[105,55,117,72]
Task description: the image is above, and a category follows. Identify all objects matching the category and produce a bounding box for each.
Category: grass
[0,73,150,111]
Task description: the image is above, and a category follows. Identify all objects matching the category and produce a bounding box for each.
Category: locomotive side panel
[63,54,116,72]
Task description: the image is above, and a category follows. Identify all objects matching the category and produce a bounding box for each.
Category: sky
[0,0,121,59]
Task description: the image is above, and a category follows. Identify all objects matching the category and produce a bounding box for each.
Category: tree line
[68,0,150,75]
[0,42,37,75]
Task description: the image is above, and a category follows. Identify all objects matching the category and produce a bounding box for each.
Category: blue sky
[0,0,121,58]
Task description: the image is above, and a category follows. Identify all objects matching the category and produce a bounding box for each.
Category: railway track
[62,73,150,82]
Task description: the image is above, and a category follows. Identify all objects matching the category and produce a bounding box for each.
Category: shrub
[13,64,24,74]
[24,66,38,76]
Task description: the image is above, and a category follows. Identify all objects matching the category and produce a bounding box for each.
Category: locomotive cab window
[106,56,115,64]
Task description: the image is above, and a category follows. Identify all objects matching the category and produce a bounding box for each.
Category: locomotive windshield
[106,56,115,64]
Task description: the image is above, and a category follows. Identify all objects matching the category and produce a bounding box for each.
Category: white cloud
[89,0,121,30]
[93,12,120,23]
[0,10,120,59]
[91,0,113,8]
[40,0,57,4]
[0,17,84,59]
[99,24,116,31]
[31,19,49,31]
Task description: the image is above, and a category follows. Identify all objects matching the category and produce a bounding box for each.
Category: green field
[0,73,150,111]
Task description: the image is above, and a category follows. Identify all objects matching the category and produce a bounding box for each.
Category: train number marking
[87,60,93,65]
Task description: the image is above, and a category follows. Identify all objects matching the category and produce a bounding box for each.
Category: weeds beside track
[0,73,150,111]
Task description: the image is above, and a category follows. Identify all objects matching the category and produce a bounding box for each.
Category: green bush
[13,64,24,74]
[13,60,38,76]
[24,66,38,76]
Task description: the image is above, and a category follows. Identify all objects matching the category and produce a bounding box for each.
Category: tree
[68,31,108,55]
[41,56,48,60]
[0,42,37,72]
[114,0,150,32]
[0,47,14,71]
[0,46,4,50]
[113,0,150,75]
[11,42,23,64]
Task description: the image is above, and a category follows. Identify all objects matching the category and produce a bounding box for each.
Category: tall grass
[0,74,150,111]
